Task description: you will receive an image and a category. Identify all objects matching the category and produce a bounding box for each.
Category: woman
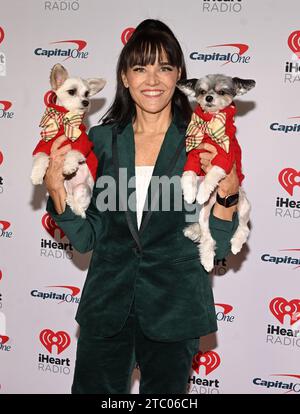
[45,19,240,394]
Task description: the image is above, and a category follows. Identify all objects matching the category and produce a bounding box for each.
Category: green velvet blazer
[46,111,238,342]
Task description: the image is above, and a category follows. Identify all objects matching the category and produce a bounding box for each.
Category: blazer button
[132,246,142,257]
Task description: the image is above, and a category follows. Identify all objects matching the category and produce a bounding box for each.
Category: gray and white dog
[177,74,255,271]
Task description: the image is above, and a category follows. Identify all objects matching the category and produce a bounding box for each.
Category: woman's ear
[177,68,182,82]
[121,71,129,88]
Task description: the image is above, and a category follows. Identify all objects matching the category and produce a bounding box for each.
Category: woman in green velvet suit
[45,19,240,394]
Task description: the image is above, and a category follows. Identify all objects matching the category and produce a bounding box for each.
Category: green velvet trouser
[71,300,199,394]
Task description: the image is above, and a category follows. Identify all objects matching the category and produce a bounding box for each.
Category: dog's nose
[205,95,213,103]
[82,100,89,107]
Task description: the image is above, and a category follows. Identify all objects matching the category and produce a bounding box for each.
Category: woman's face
[121,52,181,116]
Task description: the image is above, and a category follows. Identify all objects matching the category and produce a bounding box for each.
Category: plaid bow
[186,111,230,153]
[39,107,83,142]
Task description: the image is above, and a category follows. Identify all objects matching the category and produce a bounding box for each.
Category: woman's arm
[198,142,240,260]
[198,142,239,221]
[44,135,70,214]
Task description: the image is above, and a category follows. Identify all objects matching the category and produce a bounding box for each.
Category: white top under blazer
[135,165,154,229]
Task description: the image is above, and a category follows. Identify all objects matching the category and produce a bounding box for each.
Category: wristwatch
[216,192,239,208]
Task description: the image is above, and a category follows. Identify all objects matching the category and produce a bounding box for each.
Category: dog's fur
[31,64,106,218]
[177,74,255,271]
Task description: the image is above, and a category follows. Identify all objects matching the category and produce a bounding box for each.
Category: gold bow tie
[39,107,83,142]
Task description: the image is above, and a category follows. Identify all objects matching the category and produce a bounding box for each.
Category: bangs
[124,32,181,69]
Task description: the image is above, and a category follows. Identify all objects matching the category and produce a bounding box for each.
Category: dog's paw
[63,160,79,175]
[181,171,197,204]
[31,174,44,185]
[183,223,202,242]
[196,185,210,204]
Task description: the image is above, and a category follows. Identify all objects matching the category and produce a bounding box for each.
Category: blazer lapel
[112,110,187,248]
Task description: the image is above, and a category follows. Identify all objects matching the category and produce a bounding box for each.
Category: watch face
[226,194,239,207]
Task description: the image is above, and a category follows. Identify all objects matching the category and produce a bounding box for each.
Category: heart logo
[39,329,71,355]
[269,297,300,326]
[0,335,9,345]
[121,27,135,45]
[288,31,300,58]
[0,27,4,45]
[278,168,300,196]
[0,151,3,166]
[192,350,221,375]
[42,213,65,239]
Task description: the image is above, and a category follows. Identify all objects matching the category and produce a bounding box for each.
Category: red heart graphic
[0,151,3,165]
[288,31,300,58]
[41,213,65,239]
[0,27,4,45]
[269,297,300,326]
[278,168,300,196]
[0,335,9,345]
[39,329,71,355]
[121,27,135,45]
[192,350,221,375]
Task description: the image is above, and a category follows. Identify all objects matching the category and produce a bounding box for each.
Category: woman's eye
[161,66,173,71]
[133,66,145,72]
[68,89,76,96]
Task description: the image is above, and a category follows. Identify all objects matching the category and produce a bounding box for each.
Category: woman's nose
[145,69,159,85]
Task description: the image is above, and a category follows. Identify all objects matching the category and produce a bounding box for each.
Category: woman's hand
[44,135,72,214]
[198,142,239,220]
[198,143,239,197]
[44,135,71,192]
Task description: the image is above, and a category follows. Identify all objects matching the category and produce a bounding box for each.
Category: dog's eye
[199,90,207,95]
[84,91,89,98]
[218,90,226,96]
[68,89,76,96]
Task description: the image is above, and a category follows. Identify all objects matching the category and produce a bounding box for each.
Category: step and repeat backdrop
[0,0,299,394]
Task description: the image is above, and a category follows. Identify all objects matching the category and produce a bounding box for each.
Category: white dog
[31,63,106,218]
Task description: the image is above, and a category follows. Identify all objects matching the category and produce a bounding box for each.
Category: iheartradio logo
[288,31,300,58]
[269,297,300,326]
[39,329,71,355]
[0,27,4,45]
[121,27,135,45]
[192,351,221,375]
[42,213,65,239]
[278,168,300,196]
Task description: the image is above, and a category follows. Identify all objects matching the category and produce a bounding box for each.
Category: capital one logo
[192,351,221,375]
[0,27,4,45]
[42,213,65,239]
[269,297,300,326]
[215,303,233,314]
[190,43,250,65]
[121,28,135,45]
[39,329,71,354]
[34,40,88,61]
[0,101,12,111]
[278,168,300,196]
[0,221,10,231]
[288,31,300,58]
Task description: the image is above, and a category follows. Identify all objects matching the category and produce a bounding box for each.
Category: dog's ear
[232,77,256,96]
[86,78,106,96]
[50,64,69,90]
[176,78,198,97]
